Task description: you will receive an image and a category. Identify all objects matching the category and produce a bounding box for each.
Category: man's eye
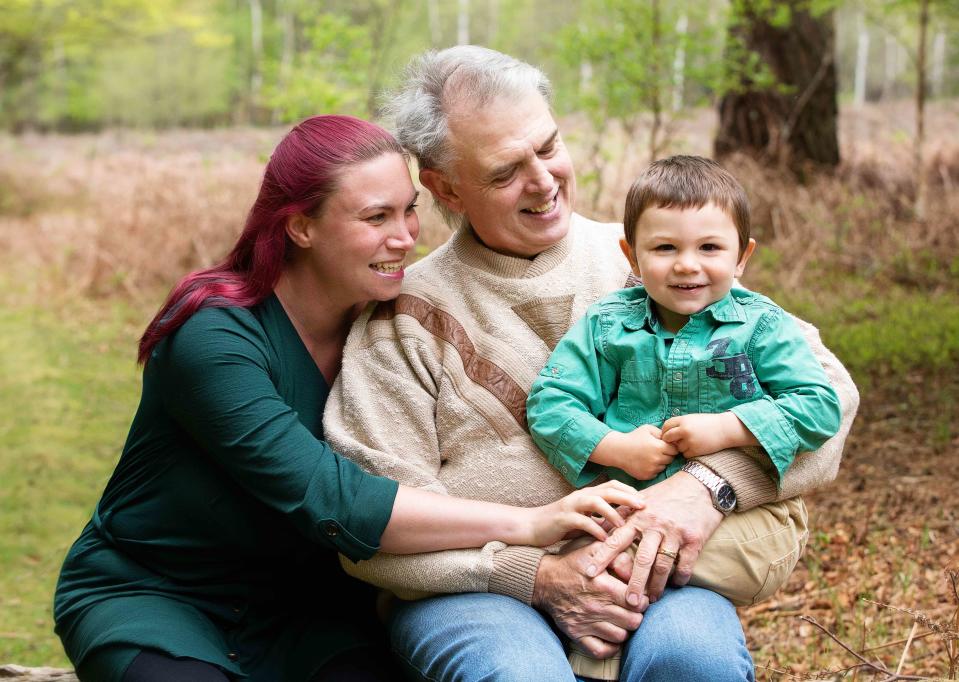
[493,169,516,185]
[538,144,556,158]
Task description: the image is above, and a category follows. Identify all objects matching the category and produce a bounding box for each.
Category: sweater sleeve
[697,314,859,510]
[156,307,398,563]
[324,309,546,604]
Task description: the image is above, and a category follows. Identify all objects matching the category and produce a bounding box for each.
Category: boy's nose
[673,253,700,272]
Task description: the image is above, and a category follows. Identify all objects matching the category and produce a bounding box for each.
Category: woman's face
[305,152,420,307]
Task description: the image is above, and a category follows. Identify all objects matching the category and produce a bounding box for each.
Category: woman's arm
[382,481,644,554]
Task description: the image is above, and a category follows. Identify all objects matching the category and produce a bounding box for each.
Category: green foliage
[764,278,959,387]
[261,11,372,121]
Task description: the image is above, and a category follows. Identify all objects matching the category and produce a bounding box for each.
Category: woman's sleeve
[156,308,398,563]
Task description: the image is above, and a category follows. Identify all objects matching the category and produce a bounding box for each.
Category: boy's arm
[695,314,859,510]
[728,308,842,479]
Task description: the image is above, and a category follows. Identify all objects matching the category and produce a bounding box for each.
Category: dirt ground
[744,376,959,680]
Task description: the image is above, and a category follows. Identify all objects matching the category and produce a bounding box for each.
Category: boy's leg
[688,496,808,606]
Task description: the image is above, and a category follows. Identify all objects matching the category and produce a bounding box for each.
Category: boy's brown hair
[623,155,751,254]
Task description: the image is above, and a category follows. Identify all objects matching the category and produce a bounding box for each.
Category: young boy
[527,155,842,680]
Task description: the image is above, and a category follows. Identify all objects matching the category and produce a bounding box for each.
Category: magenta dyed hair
[137,115,405,364]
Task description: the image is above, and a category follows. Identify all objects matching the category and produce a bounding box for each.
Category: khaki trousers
[569,496,809,680]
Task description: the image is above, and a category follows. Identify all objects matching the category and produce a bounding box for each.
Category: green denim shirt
[527,286,841,490]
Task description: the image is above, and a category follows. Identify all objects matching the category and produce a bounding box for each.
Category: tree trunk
[853,12,869,107]
[457,0,469,44]
[427,0,442,46]
[247,0,264,123]
[714,1,839,168]
[931,30,945,98]
[672,12,688,112]
[914,0,929,220]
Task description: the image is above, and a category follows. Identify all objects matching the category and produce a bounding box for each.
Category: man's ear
[420,168,464,214]
[735,238,757,277]
[619,238,642,278]
[285,213,313,249]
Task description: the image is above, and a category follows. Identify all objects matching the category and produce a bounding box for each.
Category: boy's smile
[620,202,756,333]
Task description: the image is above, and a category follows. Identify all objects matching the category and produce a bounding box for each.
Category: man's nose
[526,159,554,195]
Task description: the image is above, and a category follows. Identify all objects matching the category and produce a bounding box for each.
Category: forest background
[1,0,958,679]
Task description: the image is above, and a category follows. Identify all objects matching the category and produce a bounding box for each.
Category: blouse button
[227,652,238,661]
[325,522,339,537]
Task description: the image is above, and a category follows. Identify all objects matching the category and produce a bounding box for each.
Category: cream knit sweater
[324,214,859,604]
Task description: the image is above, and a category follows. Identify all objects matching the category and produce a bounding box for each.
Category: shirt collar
[622,288,745,331]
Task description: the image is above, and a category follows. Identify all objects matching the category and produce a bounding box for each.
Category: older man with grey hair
[325,45,857,681]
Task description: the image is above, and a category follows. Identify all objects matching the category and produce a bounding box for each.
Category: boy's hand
[661,412,758,457]
[592,426,678,481]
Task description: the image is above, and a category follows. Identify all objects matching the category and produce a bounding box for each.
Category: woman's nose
[389,215,418,251]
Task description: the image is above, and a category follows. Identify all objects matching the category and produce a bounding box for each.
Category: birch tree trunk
[931,31,945,97]
[427,0,441,46]
[853,11,869,107]
[458,0,470,44]
[672,12,688,112]
[247,0,263,122]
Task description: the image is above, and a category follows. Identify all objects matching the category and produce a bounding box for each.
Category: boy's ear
[619,238,642,278]
[420,168,465,215]
[735,238,757,277]
[285,213,313,248]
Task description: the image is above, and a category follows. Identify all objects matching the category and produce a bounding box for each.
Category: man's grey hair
[383,45,552,227]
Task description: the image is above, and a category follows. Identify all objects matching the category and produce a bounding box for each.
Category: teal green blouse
[527,286,841,490]
[54,295,399,681]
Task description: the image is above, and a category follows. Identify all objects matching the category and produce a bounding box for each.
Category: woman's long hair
[137,115,404,364]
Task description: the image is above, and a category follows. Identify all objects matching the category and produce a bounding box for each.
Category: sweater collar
[450,217,574,279]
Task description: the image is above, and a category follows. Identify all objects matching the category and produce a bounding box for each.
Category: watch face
[716,484,736,511]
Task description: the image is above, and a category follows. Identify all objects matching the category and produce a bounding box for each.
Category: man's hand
[592,425,678,480]
[616,472,725,606]
[661,412,757,457]
[532,524,646,658]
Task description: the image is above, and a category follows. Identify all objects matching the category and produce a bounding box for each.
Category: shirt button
[232,606,242,614]
[227,652,238,661]
[673,372,682,381]
[671,408,681,416]
[325,522,339,537]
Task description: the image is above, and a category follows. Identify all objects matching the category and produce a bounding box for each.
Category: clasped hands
[531,472,724,659]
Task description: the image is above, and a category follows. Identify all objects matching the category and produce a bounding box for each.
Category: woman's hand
[522,481,645,547]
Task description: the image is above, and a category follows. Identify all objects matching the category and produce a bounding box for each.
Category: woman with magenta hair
[52,116,641,682]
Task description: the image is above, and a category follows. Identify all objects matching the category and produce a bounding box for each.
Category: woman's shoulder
[155,302,275,370]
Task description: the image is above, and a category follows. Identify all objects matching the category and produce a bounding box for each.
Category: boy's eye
[701,243,721,251]
[653,244,675,252]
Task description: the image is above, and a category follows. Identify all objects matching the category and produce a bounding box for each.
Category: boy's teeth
[371,262,403,273]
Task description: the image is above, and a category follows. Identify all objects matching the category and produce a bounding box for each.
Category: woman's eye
[405,203,419,214]
[366,213,386,224]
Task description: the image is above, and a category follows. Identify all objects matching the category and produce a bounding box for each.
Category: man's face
[435,90,576,258]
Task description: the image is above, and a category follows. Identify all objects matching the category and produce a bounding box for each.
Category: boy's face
[620,202,756,333]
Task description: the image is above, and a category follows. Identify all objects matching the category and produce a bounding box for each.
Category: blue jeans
[389,587,754,682]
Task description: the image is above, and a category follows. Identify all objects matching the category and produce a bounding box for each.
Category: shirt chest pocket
[616,359,663,426]
[701,351,764,410]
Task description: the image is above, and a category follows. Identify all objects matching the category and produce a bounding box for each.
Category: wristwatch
[681,461,737,515]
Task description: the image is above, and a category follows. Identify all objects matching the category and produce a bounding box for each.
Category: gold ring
[657,549,678,560]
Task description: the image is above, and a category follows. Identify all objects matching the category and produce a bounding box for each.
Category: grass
[0,285,143,666]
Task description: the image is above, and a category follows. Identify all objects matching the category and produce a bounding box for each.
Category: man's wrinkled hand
[532,522,646,658]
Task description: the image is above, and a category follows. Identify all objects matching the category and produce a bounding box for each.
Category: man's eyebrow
[484,130,560,183]
[538,129,559,150]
